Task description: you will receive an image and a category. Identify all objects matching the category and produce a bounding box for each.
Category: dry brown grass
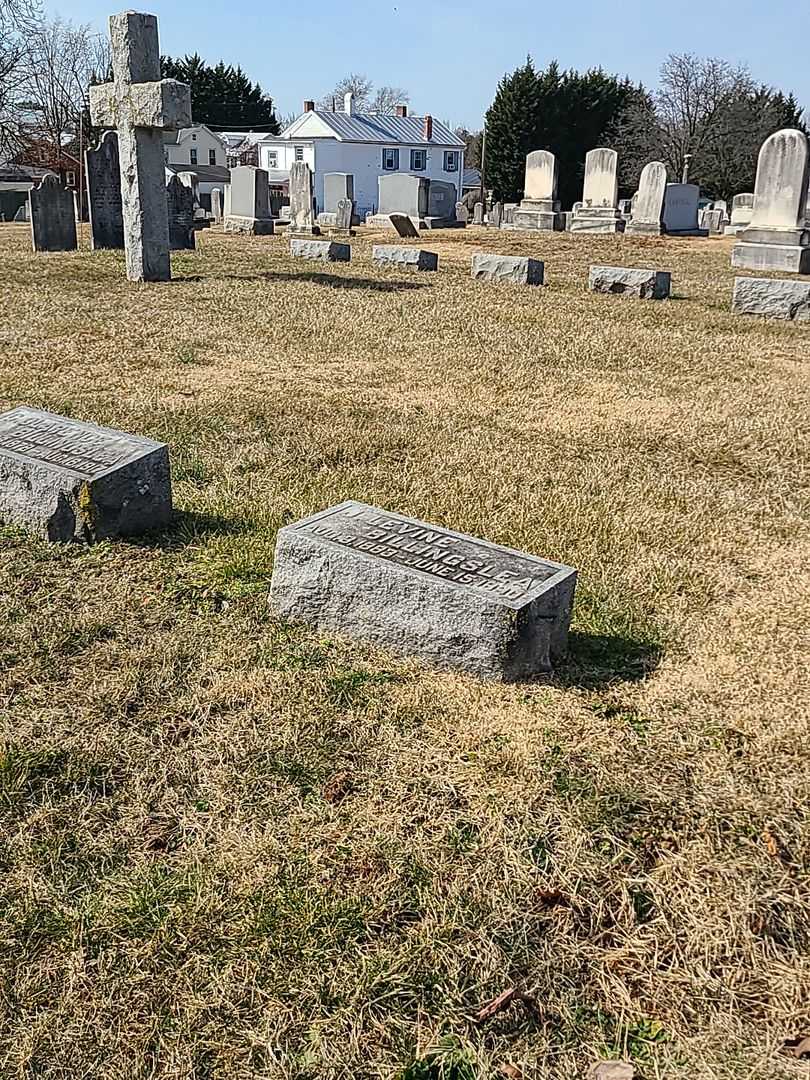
[0,221,808,1080]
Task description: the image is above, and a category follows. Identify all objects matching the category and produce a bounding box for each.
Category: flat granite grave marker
[731,276,810,320]
[0,406,171,542]
[90,11,191,281]
[373,245,438,271]
[29,175,77,252]
[86,130,124,249]
[471,253,544,286]
[662,183,707,236]
[589,265,671,299]
[269,501,577,681]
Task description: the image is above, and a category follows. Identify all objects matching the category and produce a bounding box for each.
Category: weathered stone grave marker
[29,175,77,252]
[335,198,354,232]
[224,165,274,235]
[589,265,671,299]
[85,130,124,249]
[0,406,172,542]
[165,174,195,250]
[473,201,484,224]
[732,128,810,273]
[571,148,624,233]
[373,245,438,271]
[508,150,564,231]
[288,161,318,235]
[210,188,222,223]
[731,276,810,320]
[90,11,191,281]
[289,238,350,262]
[389,213,420,239]
[626,161,667,236]
[269,501,577,681]
[471,253,544,286]
[489,201,503,228]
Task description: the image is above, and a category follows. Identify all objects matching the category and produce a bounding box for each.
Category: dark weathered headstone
[29,175,77,252]
[389,213,419,238]
[269,500,577,681]
[372,245,438,271]
[165,174,195,250]
[589,265,671,299]
[0,406,172,542]
[86,130,124,249]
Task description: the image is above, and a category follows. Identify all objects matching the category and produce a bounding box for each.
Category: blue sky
[56,0,808,129]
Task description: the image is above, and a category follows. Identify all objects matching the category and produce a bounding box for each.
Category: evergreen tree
[484,58,544,202]
[161,53,279,130]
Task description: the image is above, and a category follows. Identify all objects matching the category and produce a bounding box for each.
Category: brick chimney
[396,104,408,118]
[423,114,433,141]
[303,100,315,112]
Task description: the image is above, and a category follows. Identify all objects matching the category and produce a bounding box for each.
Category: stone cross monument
[89,11,191,281]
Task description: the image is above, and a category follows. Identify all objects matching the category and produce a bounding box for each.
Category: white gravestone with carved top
[90,11,191,281]
[571,148,625,234]
[507,151,564,232]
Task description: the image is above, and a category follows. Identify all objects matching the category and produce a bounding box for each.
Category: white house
[163,125,228,170]
[256,96,465,218]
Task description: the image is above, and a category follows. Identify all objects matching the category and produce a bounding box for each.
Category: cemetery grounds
[0,221,808,1080]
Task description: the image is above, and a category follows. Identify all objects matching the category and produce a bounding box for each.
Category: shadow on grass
[124,509,246,551]
[221,270,431,292]
[552,630,664,690]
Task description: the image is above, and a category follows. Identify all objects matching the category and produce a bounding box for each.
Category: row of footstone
[289,239,810,318]
[0,407,576,682]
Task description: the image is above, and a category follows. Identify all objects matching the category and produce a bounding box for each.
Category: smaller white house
[163,125,228,170]
[256,96,465,218]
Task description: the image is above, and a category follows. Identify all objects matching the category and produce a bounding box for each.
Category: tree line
[482,56,806,206]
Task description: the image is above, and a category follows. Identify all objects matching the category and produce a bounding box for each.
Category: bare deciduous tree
[318,74,409,114]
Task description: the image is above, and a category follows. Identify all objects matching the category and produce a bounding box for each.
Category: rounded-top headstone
[749,128,810,231]
[634,161,667,224]
[582,147,619,208]
[524,150,558,201]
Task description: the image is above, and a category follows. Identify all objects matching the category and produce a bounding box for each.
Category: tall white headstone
[571,147,624,233]
[732,129,810,273]
[626,162,667,235]
[89,11,191,281]
[509,150,563,232]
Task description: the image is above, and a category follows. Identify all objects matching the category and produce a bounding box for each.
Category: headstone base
[420,216,465,230]
[223,215,275,235]
[571,212,625,234]
[731,276,810,320]
[731,242,810,274]
[626,222,663,236]
[505,199,564,231]
[664,228,709,237]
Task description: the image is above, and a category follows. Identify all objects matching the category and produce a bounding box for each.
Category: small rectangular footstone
[731,276,810,320]
[0,407,171,542]
[372,245,438,271]
[269,501,577,681]
[471,253,544,285]
[290,239,350,262]
[589,265,671,299]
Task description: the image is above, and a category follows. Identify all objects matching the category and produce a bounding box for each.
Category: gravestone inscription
[269,500,577,681]
[0,406,172,542]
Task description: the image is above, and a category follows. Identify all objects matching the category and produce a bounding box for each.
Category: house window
[294,145,304,162]
[65,170,76,187]
[382,147,399,171]
[190,148,198,165]
[266,151,278,168]
[410,149,426,171]
[444,151,459,172]
[208,149,216,165]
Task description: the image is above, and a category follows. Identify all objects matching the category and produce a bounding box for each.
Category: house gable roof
[279,110,464,147]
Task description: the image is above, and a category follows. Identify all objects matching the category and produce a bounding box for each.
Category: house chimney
[344,92,354,116]
[396,104,408,118]
[303,99,315,112]
[423,114,433,141]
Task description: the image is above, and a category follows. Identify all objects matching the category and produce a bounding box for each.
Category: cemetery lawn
[1,222,808,1080]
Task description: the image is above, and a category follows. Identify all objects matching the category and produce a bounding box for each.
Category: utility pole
[480,123,487,209]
